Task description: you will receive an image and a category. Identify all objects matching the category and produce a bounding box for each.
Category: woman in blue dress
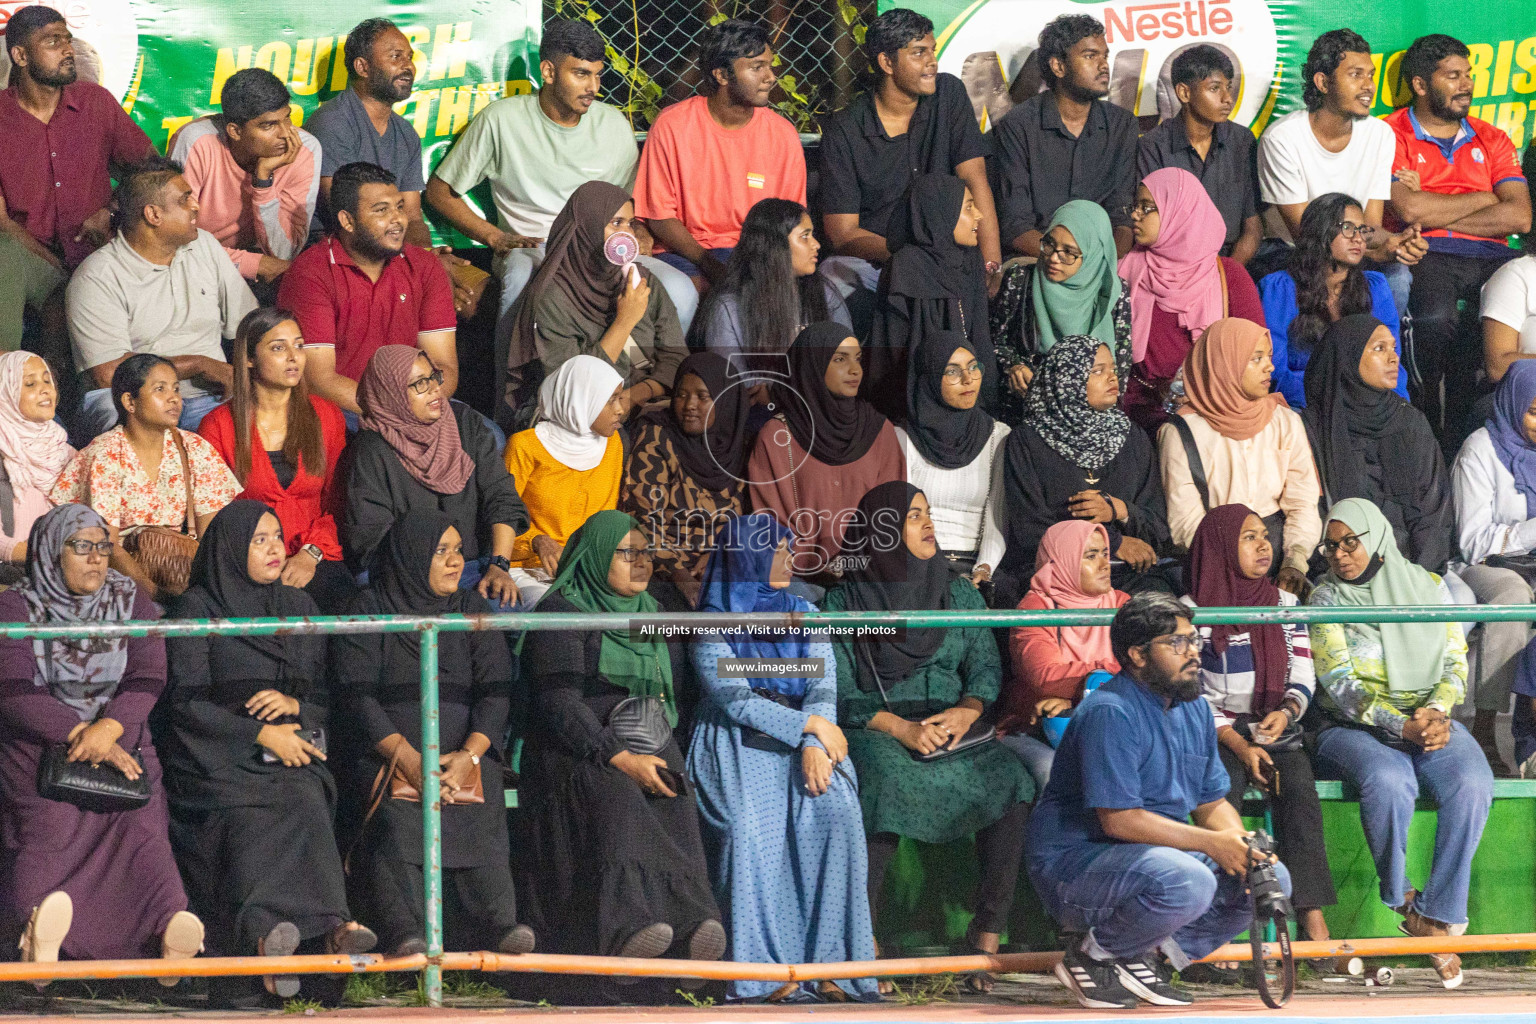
[686,513,879,1003]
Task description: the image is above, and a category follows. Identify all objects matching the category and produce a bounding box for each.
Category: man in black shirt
[819,8,1001,293]
[1137,46,1262,265]
[991,14,1136,258]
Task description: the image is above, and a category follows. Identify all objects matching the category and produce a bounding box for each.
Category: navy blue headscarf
[696,513,812,696]
[1487,360,1536,518]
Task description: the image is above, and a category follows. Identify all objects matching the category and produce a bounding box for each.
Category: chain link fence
[550,0,876,133]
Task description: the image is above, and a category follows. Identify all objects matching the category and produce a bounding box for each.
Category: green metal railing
[13,602,1534,1007]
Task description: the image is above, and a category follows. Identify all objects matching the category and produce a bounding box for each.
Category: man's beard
[367,70,413,104]
[31,63,77,88]
[1144,667,1203,704]
[349,226,402,262]
[1427,88,1469,123]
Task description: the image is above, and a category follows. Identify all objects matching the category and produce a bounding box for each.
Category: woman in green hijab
[513,510,722,1000]
[990,200,1129,423]
[1307,497,1490,990]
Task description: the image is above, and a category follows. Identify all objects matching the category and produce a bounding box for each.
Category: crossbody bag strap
[1169,414,1211,513]
[1217,256,1230,318]
[778,415,803,535]
[171,429,197,538]
[0,455,14,539]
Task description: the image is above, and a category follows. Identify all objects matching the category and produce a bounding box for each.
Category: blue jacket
[1259,269,1406,407]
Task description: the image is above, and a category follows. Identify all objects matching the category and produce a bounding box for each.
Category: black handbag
[607,695,672,756]
[38,743,150,813]
[1485,553,1536,585]
[857,645,996,762]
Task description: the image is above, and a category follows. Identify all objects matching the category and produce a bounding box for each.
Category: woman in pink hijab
[1120,167,1266,430]
[998,520,1127,786]
[0,350,74,567]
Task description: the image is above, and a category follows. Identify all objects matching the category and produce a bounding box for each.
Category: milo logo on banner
[937,0,1279,129]
[0,0,140,101]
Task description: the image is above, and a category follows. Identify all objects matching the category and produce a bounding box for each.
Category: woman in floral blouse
[50,355,239,602]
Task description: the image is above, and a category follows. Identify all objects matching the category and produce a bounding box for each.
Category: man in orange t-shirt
[633,19,807,287]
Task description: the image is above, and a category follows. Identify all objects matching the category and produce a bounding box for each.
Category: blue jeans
[1030,842,1291,961]
[1000,732,1056,790]
[653,247,733,281]
[1312,721,1492,925]
[1379,260,1412,319]
[80,387,221,438]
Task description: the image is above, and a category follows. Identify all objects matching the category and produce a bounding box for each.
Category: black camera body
[1245,829,1293,920]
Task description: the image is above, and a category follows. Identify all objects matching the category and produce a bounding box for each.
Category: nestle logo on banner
[1103,0,1233,43]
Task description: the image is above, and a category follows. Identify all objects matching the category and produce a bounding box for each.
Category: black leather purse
[858,645,996,762]
[38,743,150,813]
[607,695,672,756]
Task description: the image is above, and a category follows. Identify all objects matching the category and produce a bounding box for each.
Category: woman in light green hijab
[1306,497,1488,991]
[516,508,723,980]
[990,200,1129,422]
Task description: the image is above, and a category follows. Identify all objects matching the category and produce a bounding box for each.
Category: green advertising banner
[885,0,1536,150]
[0,0,542,166]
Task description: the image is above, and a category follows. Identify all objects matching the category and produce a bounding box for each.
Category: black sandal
[962,931,997,995]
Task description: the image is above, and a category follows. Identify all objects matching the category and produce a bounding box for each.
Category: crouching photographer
[1026,593,1292,1010]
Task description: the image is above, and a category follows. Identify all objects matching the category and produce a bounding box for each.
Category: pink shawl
[0,350,72,493]
[1119,166,1228,363]
[358,345,476,495]
[1025,520,1123,664]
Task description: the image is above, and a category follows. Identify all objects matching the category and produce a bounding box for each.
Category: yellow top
[505,428,623,568]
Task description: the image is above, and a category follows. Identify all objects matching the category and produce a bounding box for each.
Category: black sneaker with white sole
[1054,942,1139,1010]
[1115,953,1193,1006]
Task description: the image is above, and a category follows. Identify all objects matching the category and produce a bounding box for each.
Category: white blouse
[894,421,1009,573]
[1451,426,1536,566]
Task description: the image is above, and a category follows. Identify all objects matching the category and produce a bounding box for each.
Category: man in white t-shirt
[424,19,698,408]
[1257,29,1427,311]
[1483,255,1536,384]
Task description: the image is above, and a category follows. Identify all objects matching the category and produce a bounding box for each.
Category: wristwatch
[469,752,481,766]
[984,260,1002,275]
[301,543,323,563]
[489,554,512,572]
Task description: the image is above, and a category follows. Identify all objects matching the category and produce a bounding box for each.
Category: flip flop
[258,921,301,998]
[158,910,204,988]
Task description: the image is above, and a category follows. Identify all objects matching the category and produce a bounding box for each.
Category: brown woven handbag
[121,430,200,597]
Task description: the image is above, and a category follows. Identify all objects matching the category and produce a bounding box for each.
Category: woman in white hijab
[503,356,629,606]
[0,351,74,571]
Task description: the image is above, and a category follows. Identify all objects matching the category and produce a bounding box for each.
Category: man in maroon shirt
[0,6,152,269]
[277,161,457,417]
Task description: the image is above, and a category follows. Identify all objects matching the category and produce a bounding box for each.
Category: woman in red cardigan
[200,308,353,611]
[999,520,1128,788]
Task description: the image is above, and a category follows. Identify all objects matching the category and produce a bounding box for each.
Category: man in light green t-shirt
[425,18,700,403]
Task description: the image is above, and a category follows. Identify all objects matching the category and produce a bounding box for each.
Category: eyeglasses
[406,369,445,395]
[1336,221,1370,240]
[1317,531,1369,557]
[941,361,984,380]
[63,540,113,556]
[1123,200,1159,219]
[1039,237,1083,264]
[614,547,655,563]
[1148,634,1203,656]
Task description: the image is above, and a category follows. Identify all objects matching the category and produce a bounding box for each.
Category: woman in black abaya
[867,173,996,423]
[332,512,534,960]
[162,500,374,1003]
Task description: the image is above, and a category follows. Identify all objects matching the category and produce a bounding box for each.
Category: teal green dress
[827,578,1034,843]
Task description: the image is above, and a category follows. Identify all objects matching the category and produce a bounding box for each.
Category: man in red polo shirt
[0,5,153,270]
[278,161,457,418]
[1386,33,1531,444]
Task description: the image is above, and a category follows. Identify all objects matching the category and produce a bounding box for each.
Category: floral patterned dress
[49,426,240,529]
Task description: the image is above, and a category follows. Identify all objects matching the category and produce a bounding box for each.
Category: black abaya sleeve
[866,293,914,424]
[457,404,531,541]
[330,593,400,749]
[339,431,407,575]
[458,593,512,756]
[1400,423,1454,573]
[999,426,1060,578]
[1112,427,1171,555]
[164,590,264,774]
[523,595,626,765]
